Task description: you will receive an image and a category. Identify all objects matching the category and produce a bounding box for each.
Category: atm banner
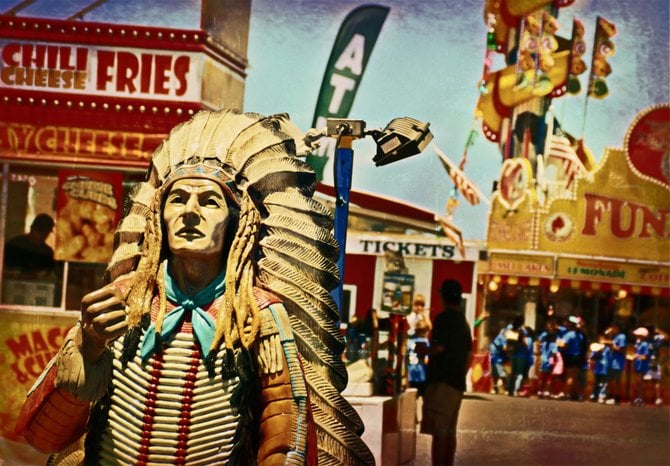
[307,4,389,179]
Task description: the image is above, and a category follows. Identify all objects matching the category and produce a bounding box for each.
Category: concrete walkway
[404,393,669,466]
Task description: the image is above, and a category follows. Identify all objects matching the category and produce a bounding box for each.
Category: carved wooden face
[162,178,230,260]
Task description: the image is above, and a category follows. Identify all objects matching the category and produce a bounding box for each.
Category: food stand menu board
[381,272,415,315]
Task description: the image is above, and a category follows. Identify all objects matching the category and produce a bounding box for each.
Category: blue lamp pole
[314,117,432,316]
[332,136,355,311]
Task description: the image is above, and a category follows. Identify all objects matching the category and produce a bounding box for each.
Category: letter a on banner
[306,4,390,180]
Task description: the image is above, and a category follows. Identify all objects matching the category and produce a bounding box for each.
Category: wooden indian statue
[15,110,373,465]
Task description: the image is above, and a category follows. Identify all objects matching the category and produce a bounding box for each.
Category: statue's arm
[15,326,112,452]
[255,294,317,465]
[15,282,126,453]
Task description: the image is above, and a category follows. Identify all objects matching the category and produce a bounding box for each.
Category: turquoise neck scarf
[140,265,226,362]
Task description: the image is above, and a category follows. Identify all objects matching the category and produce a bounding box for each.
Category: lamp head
[371,117,433,166]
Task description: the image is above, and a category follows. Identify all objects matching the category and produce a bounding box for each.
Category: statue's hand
[80,283,129,362]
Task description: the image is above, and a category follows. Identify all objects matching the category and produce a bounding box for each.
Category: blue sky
[3,0,669,240]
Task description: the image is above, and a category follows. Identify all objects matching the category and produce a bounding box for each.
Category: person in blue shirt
[506,316,529,397]
[589,340,611,403]
[576,317,590,401]
[632,327,652,405]
[562,316,587,400]
[605,321,627,405]
[537,317,559,397]
[489,323,508,394]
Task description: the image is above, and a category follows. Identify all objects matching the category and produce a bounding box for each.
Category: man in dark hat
[4,213,55,277]
[421,279,473,466]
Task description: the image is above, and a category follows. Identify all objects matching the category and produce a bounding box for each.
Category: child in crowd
[647,327,667,406]
[553,318,569,400]
[632,327,651,405]
[489,323,508,394]
[605,321,627,405]
[537,317,559,398]
[562,316,587,400]
[589,340,611,403]
[506,316,529,397]
[519,325,536,397]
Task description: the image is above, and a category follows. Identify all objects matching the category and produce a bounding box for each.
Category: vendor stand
[475,104,670,400]
[0,4,250,460]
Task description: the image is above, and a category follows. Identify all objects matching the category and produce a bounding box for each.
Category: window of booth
[483,281,670,344]
[0,163,144,310]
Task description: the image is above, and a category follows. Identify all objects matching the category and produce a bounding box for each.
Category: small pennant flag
[436,215,466,258]
[567,18,587,94]
[545,135,587,189]
[433,144,490,206]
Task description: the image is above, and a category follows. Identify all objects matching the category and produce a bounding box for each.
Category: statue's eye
[199,192,224,208]
[168,193,186,204]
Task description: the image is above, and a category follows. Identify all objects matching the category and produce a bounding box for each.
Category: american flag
[545,135,587,189]
[435,215,465,258]
[434,145,489,206]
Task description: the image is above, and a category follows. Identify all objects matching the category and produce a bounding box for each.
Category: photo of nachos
[55,172,121,263]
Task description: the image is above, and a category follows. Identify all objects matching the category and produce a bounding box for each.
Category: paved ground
[408,394,670,466]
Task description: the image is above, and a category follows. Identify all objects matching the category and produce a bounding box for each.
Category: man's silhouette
[4,213,55,276]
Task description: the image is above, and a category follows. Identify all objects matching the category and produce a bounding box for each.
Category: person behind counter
[4,213,55,277]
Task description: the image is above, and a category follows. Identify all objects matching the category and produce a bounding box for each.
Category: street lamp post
[308,117,433,314]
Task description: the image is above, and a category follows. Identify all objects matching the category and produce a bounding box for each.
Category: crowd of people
[488,314,667,406]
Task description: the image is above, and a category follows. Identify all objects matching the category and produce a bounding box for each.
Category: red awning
[316,182,436,223]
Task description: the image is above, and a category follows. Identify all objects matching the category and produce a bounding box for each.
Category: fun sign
[0,40,202,101]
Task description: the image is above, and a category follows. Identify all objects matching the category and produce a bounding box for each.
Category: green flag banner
[307,4,390,180]
[587,16,617,99]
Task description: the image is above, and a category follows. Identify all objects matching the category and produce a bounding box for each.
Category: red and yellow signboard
[0,121,160,163]
[489,253,555,276]
[557,258,670,287]
[538,147,669,262]
[0,310,77,441]
[489,105,670,268]
[0,16,247,167]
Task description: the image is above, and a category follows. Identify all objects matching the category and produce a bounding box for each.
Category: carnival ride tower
[477,0,614,206]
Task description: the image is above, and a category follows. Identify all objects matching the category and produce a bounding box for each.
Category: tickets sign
[0,40,202,101]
